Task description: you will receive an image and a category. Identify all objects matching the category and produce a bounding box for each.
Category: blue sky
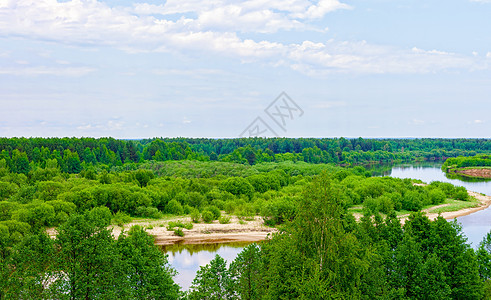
[0,0,490,138]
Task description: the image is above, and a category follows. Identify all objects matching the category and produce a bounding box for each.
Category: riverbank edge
[398,190,491,225]
[447,167,491,179]
[46,192,491,246]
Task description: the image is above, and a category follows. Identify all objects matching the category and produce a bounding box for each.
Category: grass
[348,197,481,217]
[426,198,480,214]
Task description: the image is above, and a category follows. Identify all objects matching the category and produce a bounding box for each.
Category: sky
[0,0,490,139]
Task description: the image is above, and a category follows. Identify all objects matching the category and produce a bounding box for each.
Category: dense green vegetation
[188,173,491,299]
[1,137,491,298]
[1,137,490,173]
[443,155,491,171]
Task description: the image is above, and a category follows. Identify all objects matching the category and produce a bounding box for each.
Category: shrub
[364,197,379,214]
[183,204,192,214]
[429,189,446,205]
[261,197,296,226]
[167,220,193,230]
[135,206,162,219]
[202,211,214,223]
[112,211,132,226]
[173,228,184,237]
[218,216,231,224]
[205,205,221,220]
[190,208,201,223]
[454,186,469,201]
[377,195,394,214]
[166,199,184,215]
[224,201,235,214]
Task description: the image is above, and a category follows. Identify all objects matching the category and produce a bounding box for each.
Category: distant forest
[1,137,490,174]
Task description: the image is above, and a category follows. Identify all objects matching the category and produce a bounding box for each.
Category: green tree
[229,243,264,300]
[135,169,154,188]
[117,225,180,299]
[11,150,30,175]
[189,255,235,300]
[62,149,82,174]
[53,208,127,299]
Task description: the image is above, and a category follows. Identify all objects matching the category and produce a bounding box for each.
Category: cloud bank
[0,0,487,76]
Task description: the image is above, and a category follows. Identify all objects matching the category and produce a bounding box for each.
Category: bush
[183,204,192,214]
[166,199,184,215]
[190,208,201,223]
[454,186,469,201]
[364,197,379,214]
[167,220,193,230]
[202,211,214,223]
[205,205,221,220]
[173,228,184,237]
[218,216,231,224]
[378,195,394,214]
[429,189,446,205]
[261,197,295,226]
[135,206,162,219]
[224,201,235,214]
[112,211,132,226]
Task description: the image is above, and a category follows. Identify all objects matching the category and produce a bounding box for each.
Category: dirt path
[111,215,277,246]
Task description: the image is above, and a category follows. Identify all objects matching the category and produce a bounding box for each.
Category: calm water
[380,161,491,248]
[163,242,249,290]
[166,162,491,290]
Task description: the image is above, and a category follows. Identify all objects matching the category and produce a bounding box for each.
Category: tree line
[443,155,491,171]
[1,137,490,173]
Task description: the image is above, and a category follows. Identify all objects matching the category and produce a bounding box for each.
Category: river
[378,161,491,248]
[166,161,491,290]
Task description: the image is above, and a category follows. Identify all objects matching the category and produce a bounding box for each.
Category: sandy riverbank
[47,191,490,245]
[454,168,491,179]
[110,215,278,246]
[399,191,491,225]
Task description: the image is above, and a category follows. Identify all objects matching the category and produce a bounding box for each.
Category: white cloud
[411,119,425,125]
[0,0,486,76]
[0,66,96,76]
[293,0,352,19]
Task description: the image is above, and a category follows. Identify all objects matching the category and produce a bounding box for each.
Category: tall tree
[117,225,180,299]
[189,255,235,300]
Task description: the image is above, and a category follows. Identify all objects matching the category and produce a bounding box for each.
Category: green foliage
[190,208,201,223]
[112,211,132,226]
[429,188,446,205]
[173,228,184,237]
[134,169,154,187]
[220,177,254,199]
[202,210,214,223]
[166,199,184,215]
[189,255,234,300]
[261,197,296,226]
[167,220,193,230]
[135,206,162,219]
[229,243,264,299]
[117,225,180,299]
[205,205,221,220]
[218,215,231,224]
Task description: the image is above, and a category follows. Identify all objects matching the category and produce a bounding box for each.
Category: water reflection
[162,242,254,290]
